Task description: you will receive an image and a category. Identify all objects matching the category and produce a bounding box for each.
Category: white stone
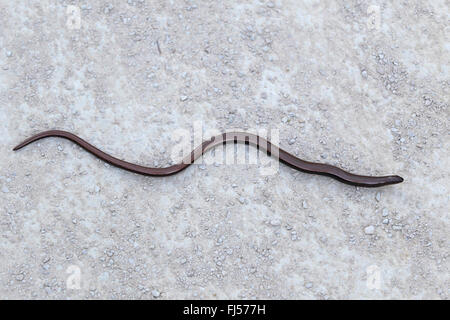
[270,219,281,226]
[151,290,160,297]
[364,226,375,235]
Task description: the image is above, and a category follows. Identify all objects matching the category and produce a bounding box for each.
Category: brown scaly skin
[13,130,404,187]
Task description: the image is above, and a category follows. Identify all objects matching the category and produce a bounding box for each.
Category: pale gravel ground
[0,0,448,299]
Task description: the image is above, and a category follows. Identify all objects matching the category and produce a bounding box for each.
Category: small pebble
[6,51,12,57]
[364,225,375,235]
[151,290,160,298]
[375,192,381,202]
[361,70,368,79]
[270,219,281,226]
[2,186,9,193]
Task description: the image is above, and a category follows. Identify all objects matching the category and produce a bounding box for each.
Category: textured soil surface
[0,1,448,299]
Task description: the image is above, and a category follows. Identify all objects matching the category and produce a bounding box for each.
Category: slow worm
[13,130,403,187]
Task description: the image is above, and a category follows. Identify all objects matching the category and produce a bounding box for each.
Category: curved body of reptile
[13,130,403,187]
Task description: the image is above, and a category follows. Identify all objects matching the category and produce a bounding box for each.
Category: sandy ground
[0,0,448,299]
